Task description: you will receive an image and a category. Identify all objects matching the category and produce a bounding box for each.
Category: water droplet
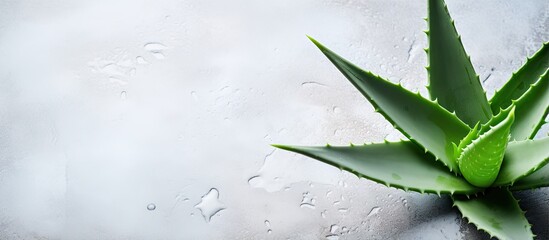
[301,81,328,87]
[147,203,156,211]
[367,207,380,217]
[120,91,127,100]
[144,42,167,52]
[195,188,225,222]
[248,175,264,187]
[144,42,167,60]
[326,224,340,239]
[330,224,339,233]
[267,229,272,234]
[338,208,348,213]
[321,210,327,218]
[264,220,271,228]
[337,180,347,188]
[136,56,149,64]
[300,192,316,209]
[190,91,199,101]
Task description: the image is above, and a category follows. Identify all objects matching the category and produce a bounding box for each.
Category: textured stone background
[0,0,547,239]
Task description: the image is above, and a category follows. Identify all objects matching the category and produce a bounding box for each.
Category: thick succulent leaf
[308,37,470,173]
[511,162,549,191]
[457,107,515,187]
[426,0,492,126]
[490,42,549,114]
[272,141,479,195]
[494,137,549,187]
[509,69,549,140]
[453,122,480,160]
[453,188,534,240]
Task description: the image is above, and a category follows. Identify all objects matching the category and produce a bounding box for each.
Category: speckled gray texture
[0,0,547,239]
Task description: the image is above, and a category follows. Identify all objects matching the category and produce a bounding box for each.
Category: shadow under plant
[274,0,549,239]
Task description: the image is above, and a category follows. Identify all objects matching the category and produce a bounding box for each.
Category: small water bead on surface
[325,224,340,240]
[300,81,328,88]
[143,42,167,60]
[194,188,225,222]
[120,91,127,100]
[330,224,339,234]
[136,56,148,64]
[147,203,156,211]
[300,192,316,209]
[143,42,167,52]
[367,207,380,217]
[265,220,272,234]
[247,175,264,188]
[332,106,341,114]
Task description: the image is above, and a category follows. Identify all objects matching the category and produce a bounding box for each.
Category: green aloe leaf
[308,37,470,173]
[453,188,534,240]
[508,69,549,140]
[511,163,549,191]
[426,0,492,126]
[272,141,479,195]
[494,137,549,187]
[457,107,515,187]
[490,42,549,114]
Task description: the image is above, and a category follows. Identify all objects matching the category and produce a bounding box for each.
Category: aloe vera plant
[273,0,549,239]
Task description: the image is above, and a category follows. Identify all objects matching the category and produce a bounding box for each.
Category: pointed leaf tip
[427,0,492,126]
[307,35,325,51]
[490,41,549,119]
[271,144,294,151]
[307,38,470,173]
[275,141,479,194]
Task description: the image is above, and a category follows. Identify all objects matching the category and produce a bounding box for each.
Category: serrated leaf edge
[273,140,478,196]
[452,191,535,240]
[490,41,549,113]
[307,36,469,174]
